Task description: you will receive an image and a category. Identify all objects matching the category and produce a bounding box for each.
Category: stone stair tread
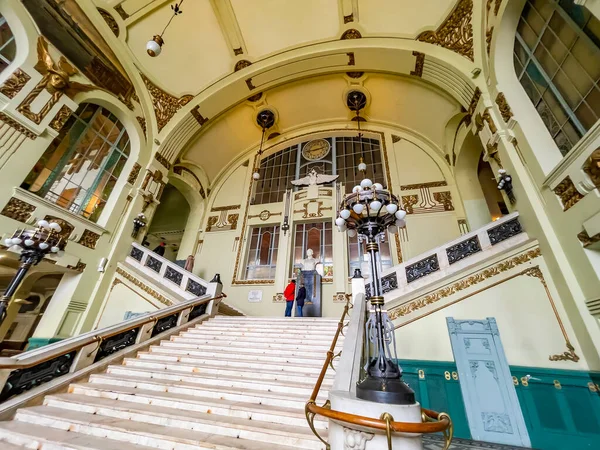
[0,440,24,450]
[0,420,156,450]
[199,325,339,331]
[68,383,327,428]
[169,337,338,350]
[187,330,337,338]
[88,373,326,402]
[44,394,318,439]
[105,365,320,391]
[121,358,334,381]
[159,341,331,358]
[138,351,327,370]
[177,334,337,345]
[147,346,328,363]
[17,406,322,450]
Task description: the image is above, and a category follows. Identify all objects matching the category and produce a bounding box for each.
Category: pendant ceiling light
[146,1,184,57]
[252,110,276,181]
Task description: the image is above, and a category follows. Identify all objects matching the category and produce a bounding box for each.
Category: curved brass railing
[305,295,453,450]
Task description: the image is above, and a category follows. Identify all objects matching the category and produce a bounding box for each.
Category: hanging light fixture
[252,109,276,181]
[146,1,184,57]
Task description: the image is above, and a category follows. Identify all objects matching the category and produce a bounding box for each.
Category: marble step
[0,442,23,450]
[179,330,343,346]
[43,394,323,450]
[210,317,339,323]
[199,323,340,332]
[163,338,334,357]
[121,358,334,385]
[0,420,156,450]
[147,345,329,365]
[191,328,339,338]
[182,329,339,342]
[136,352,327,374]
[87,374,325,410]
[105,365,318,396]
[69,383,328,430]
[15,406,321,450]
[168,335,339,352]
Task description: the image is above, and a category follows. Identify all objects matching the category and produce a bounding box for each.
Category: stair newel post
[350,268,366,305]
[206,273,223,316]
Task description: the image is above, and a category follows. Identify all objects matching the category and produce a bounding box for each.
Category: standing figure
[299,249,323,317]
[283,279,296,317]
[296,284,306,317]
[153,242,166,256]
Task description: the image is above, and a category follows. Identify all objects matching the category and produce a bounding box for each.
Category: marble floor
[424,435,532,450]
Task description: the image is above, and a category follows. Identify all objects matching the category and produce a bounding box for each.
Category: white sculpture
[291,169,339,187]
[301,248,318,271]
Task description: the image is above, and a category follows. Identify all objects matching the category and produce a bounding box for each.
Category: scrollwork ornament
[0,68,31,99]
[49,105,74,131]
[140,74,193,132]
[417,0,474,61]
[343,427,374,450]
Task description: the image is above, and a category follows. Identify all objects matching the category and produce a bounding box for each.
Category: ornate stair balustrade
[366,212,527,300]
[126,243,207,298]
[0,286,225,409]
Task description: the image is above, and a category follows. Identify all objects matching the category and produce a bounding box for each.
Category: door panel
[447,317,531,447]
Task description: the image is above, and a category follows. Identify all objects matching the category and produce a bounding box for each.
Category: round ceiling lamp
[252,109,276,181]
[146,1,184,57]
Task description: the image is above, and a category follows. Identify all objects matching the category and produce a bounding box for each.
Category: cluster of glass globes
[336,177,407,237]
[497,168,512,190]
[4,220,64,254]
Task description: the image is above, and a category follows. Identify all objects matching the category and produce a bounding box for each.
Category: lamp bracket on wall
[346,90,367,112]
[256,109,276,129]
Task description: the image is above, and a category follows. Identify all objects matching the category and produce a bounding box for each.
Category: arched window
[514,0,600,156]
[0,13,16,73]
[21,103,130,222]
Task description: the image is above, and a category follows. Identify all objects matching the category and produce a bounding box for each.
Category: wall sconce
[146,1,184,57]
[132,213,147,238]
[497,169,515,204]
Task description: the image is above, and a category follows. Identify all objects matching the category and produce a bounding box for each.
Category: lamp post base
[356,375,416,405]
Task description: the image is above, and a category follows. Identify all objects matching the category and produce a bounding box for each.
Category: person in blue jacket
[296,283,306,317]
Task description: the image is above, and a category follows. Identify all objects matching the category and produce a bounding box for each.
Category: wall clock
[302,139,330,161]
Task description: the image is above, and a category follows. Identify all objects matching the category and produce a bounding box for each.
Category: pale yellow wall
[96,283,158,329]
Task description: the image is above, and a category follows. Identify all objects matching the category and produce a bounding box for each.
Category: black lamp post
[335,91,415,404]
[0,220,66,325]
[497,169,515,204]
[132,213,147,239]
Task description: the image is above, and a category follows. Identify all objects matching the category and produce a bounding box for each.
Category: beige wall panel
[96,283,158,329]
[395,267,588,370]
[230,0,339,57]
[358,0,456,36]
[127,1,233,95]
[403,213,460,259]
[212,164,248,208]
[391,138,445,186]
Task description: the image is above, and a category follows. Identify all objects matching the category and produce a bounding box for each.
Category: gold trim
[0,69,30,99]
[341,29,362,40]
[78,229,101,249]
[211,204,241,212]
[0,197,36,222]
[293,200,332,218]
[577,229,600,248]
[553,176,584,211]
[410,51,425,77]
[482,110,497,134]
[248,210,282,221]
[401,181,447,190]
[583,148,600,189]
[136,116,147,136]
[343,13,354,24]
[114,267,173,307]
[128,163,142,185]
[191,106,209,126]
[495,92,513,123]
[417,0,474,61]
[98,8,119,37]
[49,105,73,132]
[154,152,171,170]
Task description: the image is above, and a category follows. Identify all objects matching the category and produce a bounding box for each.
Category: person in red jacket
[283,279,296,317]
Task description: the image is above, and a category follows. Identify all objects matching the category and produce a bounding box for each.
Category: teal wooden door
[400,360,471,439]
[447,317,531,447]
[511,367,600,450]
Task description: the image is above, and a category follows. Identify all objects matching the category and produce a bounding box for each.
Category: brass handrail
[0,293,226,370]
[305,295,453,450]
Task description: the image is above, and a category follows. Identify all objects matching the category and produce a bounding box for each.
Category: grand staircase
[0,316,340,450]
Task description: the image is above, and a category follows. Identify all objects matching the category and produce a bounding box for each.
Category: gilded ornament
[486,27,494,55]
[78,229,101,249]
[343,13,354,24]
[410,51,425,77]
[583,148,600,189]
[136,116,147,136]
[205,216,219,232]
[66,262,87,272]
[401,195,418,214]
[154,152,171,170]
[234,60,252,72]
[233,48,244,56]
[128,163,142,185]
[293,200,332,218]
[495,92,513,123]
[391,135,402,144]
[0,197,36,223]
[401,181,447,190]
[433,191,454,211]
[0,69,31,99]
[482,110,498,134]
[115,267,172,307]
[210,205,241,212]
[49,105,74,132]
[577,229,600,248]
[466,88,481,120]
[553,176,583,211]
[228,214,239,230]
[247,92,263,102]
[273,293,285,303]
[417,0,474,61]
[18,38,96,125]
[248,210,282,221]
[114,5,129,20]
[347,52,356,66]
[346,71,364,78]
[333,293,348,303]
[98,8,119,37]
[140,73,193,132]
[389,248,541,319]
[0,112,37,140]
[341,29,362,40]
[495,0,502,15]
[191,106,209,126]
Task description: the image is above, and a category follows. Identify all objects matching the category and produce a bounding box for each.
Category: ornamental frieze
[0,68,31,99]
[140,74,193,133]
[0,197,36,223]
[553,176,584,211]
[78,229,101,249]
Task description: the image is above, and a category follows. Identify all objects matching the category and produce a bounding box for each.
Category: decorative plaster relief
[0,69,31,99]
[583,148,600,189]
[140,73,193,132]
[43,215,74,241]
[553,176,584,211]
[154,152,171,170]
[343,427,374,450]
[136,117,147,136]
[0,197,36,223]
[417,0,474,61]
[0,112,37,140]
[128,163,142,185]
[98,8,119,36]
[49,105,74,132]
[115,267,173,307]
[495,92,513,123]
[410,51,425,77]
[578,229,600,248]
[293,200,332,218]
[78,229,101,249]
